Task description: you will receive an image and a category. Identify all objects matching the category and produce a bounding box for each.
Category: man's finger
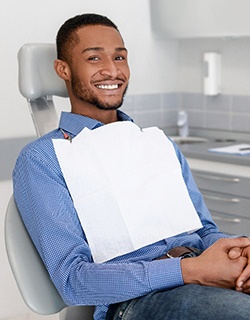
[220,237,250,251]
[228,247,242,259]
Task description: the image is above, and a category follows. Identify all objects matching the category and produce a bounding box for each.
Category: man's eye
[88,56,100,61]
[115,56,125,61]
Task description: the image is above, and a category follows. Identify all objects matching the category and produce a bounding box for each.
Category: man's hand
[227,238,250,293]
[234,245,250,293]
[181,238,250,290]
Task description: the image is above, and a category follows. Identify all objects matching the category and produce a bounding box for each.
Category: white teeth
[96,84,118,90]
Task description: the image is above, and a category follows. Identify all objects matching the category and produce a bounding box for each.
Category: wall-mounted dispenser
[203,52,221,96]
[177,111,189,137]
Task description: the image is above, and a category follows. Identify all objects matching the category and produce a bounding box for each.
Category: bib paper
[53,122,202,263]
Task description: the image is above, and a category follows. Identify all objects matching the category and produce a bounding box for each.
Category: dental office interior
[1,0,250,319]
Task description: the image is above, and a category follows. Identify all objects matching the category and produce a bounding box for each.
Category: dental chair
[17,43,67,137]
[5,43,94,320]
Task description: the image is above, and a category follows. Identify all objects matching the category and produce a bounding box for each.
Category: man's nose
[100,59,119,78]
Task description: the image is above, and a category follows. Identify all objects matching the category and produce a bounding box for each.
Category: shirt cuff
[148,257,184,291]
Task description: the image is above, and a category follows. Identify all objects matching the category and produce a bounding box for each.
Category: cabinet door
[210,211,250,236]
[192,171,250,198]
[150,0,250,38]
[201,190,250,219]
[191,168,250,235]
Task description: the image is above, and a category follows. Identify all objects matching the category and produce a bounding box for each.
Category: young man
[13,13,250,320]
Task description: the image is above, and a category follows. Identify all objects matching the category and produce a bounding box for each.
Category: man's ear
[54,59,71,81]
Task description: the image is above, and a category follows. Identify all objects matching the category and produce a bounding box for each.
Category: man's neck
[71,103,119,124]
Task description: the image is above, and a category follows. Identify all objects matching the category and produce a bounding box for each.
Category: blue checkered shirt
[13,111,229,320]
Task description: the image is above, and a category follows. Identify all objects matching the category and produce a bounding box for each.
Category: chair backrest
[5,196,67,314]
[5,196,95,319]
[18,43,68,136]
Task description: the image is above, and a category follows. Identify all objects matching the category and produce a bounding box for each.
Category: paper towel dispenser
[150,0,250,39]
[203,52,221,96]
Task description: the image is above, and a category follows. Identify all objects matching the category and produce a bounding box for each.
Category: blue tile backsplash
[122,92,250,134]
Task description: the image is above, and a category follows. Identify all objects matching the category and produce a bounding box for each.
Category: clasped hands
[181,237,250,293]
[228,237,250,293]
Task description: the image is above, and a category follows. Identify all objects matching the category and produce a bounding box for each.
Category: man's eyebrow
[82,47,127,54]
[115,47,128,52]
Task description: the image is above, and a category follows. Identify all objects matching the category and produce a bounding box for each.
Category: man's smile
[95,84,119,90]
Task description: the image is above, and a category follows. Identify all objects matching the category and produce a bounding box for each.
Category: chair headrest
[18,43,68,100]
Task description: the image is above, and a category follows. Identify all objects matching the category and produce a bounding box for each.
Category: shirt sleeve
[13,140,184,306]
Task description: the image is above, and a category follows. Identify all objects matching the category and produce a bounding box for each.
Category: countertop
[176,137,250,166]
[186,158,250,178]
[163,129,250,167]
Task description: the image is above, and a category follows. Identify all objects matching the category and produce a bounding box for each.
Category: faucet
[177,110,189,137]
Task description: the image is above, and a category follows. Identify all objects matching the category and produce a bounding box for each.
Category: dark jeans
[106,284,250,320]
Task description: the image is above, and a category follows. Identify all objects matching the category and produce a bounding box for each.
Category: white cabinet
[150,0,250,38]
[188,159,250,235]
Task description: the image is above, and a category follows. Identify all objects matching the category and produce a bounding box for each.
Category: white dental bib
[53,122,202,263]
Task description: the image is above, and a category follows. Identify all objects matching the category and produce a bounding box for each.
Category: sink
[170,136,208,144]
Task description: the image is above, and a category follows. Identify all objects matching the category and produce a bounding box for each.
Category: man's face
[68,25,130,111]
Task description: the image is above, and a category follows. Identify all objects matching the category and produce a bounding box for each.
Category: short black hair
[56,13,119,63]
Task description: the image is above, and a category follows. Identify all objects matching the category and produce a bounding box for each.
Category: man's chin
[95,99,124,111]
[96,105,121,111]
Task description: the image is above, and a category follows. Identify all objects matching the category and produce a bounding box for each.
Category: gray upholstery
[5,196,67,314]
[5,196,94,319]
[18,43,67,100]
[18,43,68,136]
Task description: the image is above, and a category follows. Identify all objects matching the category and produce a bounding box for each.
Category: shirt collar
[59,111,133,137]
